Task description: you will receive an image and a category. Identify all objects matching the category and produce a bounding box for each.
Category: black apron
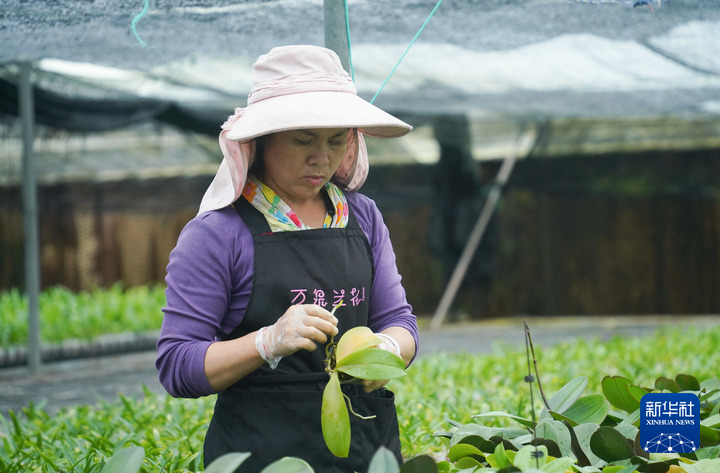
[203,197,402,472]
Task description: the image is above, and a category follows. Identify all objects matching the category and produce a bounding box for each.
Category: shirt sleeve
[155,209,253,398]
[348,192,420,364]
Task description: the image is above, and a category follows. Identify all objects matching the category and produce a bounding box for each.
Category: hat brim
[225,91,412,142]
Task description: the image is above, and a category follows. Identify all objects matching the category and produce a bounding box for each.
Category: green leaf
[472,411,535,429]
[490,434,523,452]
[448,443,485,463]
[321,372,350,458]
[464,434,499,453]
[676,374,701,392]
[492,441,512,470]
[700,425,720,447]
[548,377,589,414]
[335,326,381,363]
[681,458,720,473]
[453,455,484,470]
[589,426,634,463]
[618,408,641,429]
[259,457,314,473]
[573,423,603,467]
[526,439,560,460]
[648,451,680,462]
[535,419,573,458]
[562,395,611,425]
[700,379,720,406]
[337,363,407,381]
[450,424,526,448]
[335,347,406,380]
[101,447,145,473]
[701,414,720,429]
[367,446,400,473]
[615,423,639,442]
[699,389,720,409]
[513,445,548,470]
[626,385,649,405]
[400,454,438,473]
[695,445,720,460]
[601,466,639,473]
[205,452,253,473]
[602,377,642,413]
[541,456,577,473]
[573,467,604,473]
[550,410,579,427]
[654,377,681,393]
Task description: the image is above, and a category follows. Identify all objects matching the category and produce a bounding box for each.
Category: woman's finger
[302,304,339,326]
[300,308,338,336]
[362,378,389,393]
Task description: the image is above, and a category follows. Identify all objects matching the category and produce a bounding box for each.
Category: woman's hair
[249,135,267,177]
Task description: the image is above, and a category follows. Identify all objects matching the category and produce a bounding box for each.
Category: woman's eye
[329,140,345,147]
[295,139,311,146]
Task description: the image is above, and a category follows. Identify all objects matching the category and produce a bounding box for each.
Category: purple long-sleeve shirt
[156,191,419,398]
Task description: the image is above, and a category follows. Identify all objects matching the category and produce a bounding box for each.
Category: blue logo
[640,392,700,454]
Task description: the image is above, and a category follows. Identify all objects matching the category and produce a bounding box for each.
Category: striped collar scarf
[242,175,349,232]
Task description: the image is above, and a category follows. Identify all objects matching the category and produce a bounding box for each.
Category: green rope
[344,0,355,82]
[369,0,445,104]
[131,0,150,48]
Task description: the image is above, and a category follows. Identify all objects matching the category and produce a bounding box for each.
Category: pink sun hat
[198,45,413,214]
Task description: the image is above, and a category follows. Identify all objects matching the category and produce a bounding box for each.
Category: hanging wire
[369,0,445,104]
[343,0,355,82]
[130,0,168,61]
[131,0,150,48]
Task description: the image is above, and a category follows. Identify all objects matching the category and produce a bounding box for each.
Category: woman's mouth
[304,175,326,186]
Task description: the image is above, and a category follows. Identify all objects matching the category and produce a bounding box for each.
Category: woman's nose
[308,145,331,165]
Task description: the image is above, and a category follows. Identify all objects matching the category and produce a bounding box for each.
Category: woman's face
[258,128,349,204]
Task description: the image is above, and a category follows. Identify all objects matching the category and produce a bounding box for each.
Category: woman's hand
[361,332,402,393]
[256,304,339,368]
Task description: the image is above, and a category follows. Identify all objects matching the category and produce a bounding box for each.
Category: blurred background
[2,0,720,323]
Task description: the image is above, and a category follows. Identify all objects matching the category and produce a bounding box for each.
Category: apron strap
[232,196,272,234]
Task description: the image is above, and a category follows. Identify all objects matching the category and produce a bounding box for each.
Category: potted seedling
[320,305,407,458]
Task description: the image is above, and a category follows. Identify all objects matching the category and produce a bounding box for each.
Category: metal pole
[429,129,536,330]
[20,61,41,373]
[323,0,351,72]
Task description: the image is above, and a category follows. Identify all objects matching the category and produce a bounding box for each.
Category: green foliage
[0,284,166,346]
[434,370,720,472]
[391,323,720,458]
[1,315,719,472]
[0,387,213,472]
[98,448,293,473]
[321,371,352,457]
[100,446,145,473]
[50,445,421,473]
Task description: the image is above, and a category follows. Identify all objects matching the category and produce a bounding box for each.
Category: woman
[156,45,419,472]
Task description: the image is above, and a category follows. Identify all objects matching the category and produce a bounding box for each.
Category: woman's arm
[380,326,416,367]
[156,210,253,398]
[203,304,339,392]
[203,334,265,392]
[349,192,420,364]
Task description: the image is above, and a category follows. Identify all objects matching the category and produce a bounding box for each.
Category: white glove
[376,332,402,357]
[362,332,402,393]
[255,305,338,369]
